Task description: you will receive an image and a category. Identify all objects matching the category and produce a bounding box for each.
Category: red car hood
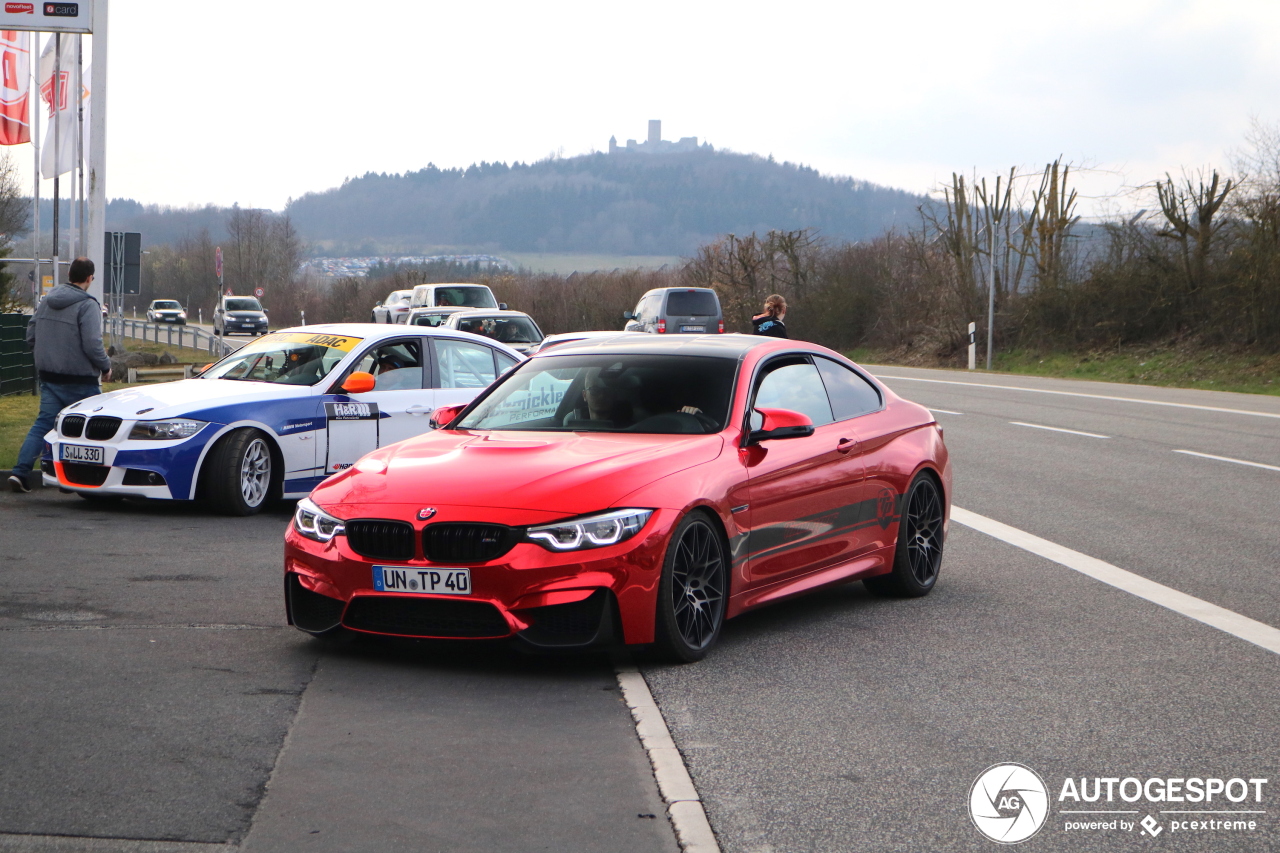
[313,430,725,516]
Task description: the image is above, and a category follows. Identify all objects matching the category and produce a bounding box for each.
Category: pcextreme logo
[970,763,1270,844]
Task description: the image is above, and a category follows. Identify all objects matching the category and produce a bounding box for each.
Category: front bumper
[42,427,214,500]
[284,505,678,647]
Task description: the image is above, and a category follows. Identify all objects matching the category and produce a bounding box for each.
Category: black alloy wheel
[654,511,727,662]
[865,473,945,597]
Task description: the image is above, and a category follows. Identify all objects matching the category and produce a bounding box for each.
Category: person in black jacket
[751,294,788,338]
[9,258,112,493]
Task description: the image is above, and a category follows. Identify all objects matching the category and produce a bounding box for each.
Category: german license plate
[681,325,705,332]
[61,444,104,464]
[373,566,471,595]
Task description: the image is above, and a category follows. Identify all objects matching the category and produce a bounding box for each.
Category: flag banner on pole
[39,34,87,178]
[0,30,31,145]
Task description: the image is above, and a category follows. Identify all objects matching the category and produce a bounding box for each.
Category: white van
[409,282,504,310]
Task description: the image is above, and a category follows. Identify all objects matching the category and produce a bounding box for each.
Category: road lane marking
[951,506,1280,656]
[1010,421,1109,439]
[616,664,720,853]
[872,374,1280,420]
[928,408,964,415]
[1173,449,1280,473]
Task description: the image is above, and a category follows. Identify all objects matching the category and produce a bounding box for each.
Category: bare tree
[1154,169,1233,295]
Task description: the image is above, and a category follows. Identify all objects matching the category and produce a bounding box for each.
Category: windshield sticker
[326,401,379,421]
[242,332,364,354]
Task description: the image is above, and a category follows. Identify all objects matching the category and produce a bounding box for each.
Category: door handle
[837,438,857,454]
[406,405,433,416]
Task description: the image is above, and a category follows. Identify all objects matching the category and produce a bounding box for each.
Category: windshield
[435,286,497,308]
[454,315,542,344]
[457,354,736,434]
[666,291,719,316]
[153,301,181,309]
[201,332,361,385]
[225,298,263,312]
[411,311,456,327]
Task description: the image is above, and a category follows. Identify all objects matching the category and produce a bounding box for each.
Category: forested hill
[284,150,926,255]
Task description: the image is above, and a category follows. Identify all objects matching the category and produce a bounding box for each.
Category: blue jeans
[13,379,102,479]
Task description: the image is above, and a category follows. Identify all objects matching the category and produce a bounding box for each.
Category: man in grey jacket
[8,257,112,493]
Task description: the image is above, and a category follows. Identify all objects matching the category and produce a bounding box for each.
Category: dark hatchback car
[213,296,269,336]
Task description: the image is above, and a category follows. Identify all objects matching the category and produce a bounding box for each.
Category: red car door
[740,356,865,589]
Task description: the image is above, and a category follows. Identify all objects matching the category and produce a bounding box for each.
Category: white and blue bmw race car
[41,323,524,514]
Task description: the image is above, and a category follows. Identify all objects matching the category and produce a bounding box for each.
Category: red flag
[0,30,31,146]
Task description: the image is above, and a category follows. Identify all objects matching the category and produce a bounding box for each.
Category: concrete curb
[615,663,720,853]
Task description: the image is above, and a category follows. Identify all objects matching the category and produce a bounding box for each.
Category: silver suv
[624,287,723,335]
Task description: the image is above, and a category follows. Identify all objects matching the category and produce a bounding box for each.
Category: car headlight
[128,419,206,440]
[526,509,653,552]
[294,498,346,543]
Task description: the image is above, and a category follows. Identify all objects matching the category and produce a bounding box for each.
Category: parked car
[283,333,951,661]
[213,296,269,336]
[40,324,525,515]
[409,282,505,310]
[534,330,644,353]
[146,299,187,325]
[443,309,545,356]
[406,307,466,328]
[372,290,414,324]
[624,287,724,335]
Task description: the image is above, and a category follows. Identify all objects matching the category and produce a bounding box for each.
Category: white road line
[928,408,964,415]
[1010,421,1109,439]
[1173,449,1280,473]
[872,374,1280,420]
[951,506,1280,656]
[615,664,720,853]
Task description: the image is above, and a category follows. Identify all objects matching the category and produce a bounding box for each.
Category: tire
[205,429,275,516]
[653,510,728,662]
[864,472,945,597]
[371,312,379,323]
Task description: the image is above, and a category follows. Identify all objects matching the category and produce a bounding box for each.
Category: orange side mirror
[342,371,376,394]
[199,363,213,375]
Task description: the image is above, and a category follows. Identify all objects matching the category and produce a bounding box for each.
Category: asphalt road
[1,367,1276,852]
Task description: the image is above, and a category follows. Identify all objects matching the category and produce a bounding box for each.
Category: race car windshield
[455,316,542,344]
[225,298,263,312]
[201,332,362,385]
[457,354,737,434]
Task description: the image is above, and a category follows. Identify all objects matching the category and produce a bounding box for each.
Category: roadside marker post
[968,322,976,370]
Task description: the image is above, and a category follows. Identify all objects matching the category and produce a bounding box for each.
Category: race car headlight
[128,419,206,440]
[526,509,653,552]
[293,498,346,543]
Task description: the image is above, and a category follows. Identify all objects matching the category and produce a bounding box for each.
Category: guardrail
[108,318,234,357]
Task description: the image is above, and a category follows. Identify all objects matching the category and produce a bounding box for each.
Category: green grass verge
[0,382,131,471]
[847,345,1280,396]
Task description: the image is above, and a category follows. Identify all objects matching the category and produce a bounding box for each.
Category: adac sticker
[239,332,364,354]
[325,401,379,421]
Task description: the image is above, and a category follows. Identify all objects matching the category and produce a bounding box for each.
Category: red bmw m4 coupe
[284,334,951,661]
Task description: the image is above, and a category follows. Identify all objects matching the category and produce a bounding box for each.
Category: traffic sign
[225,288,232,296]
[254,287,264,298]
[215,247,223,279]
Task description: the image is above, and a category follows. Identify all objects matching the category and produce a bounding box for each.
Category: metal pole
[31,31,40,305]
[986,218,995,370]
[76,37,84,258]
[86,1,108,308]
[51,34,60,289]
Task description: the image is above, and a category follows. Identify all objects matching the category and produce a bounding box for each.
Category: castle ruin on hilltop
[609,120,708,155]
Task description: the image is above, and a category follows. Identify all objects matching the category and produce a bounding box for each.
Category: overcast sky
[16,0,1280,218]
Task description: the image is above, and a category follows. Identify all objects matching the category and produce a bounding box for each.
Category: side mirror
[499,302,508,310]
[342,372,376,394]
[747,407,815,444]
[430,404,466,430]
[622,311,635,320]
[197,363,213,376]
[375,300,383,307]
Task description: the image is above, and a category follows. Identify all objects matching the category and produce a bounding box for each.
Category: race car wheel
[206,429,274,516]
[654,510,727,662]
[864,472,944,598]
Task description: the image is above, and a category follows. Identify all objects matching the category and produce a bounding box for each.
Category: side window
[815,357,882,420]
[496,351,520,374]
[753,359,834,427]
[349,340,425,391]
[435,338,497,389]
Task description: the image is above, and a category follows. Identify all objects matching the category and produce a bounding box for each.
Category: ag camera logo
[970,763,1050,844]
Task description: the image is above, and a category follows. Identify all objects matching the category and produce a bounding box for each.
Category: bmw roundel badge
[417,507,437,521]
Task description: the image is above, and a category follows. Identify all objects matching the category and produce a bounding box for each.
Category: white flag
[39,34,88,179]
